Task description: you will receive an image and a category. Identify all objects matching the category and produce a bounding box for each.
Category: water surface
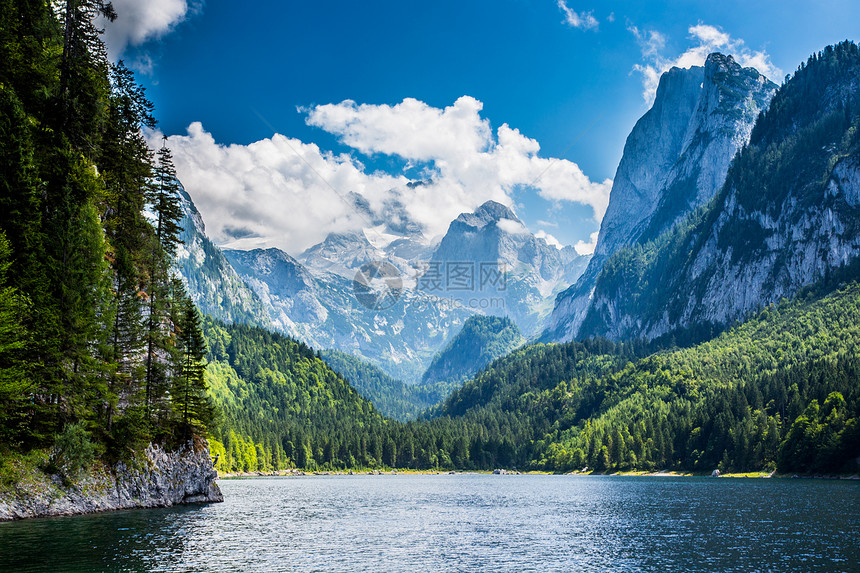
[0,475,856,572]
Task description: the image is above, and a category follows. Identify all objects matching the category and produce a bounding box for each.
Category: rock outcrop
[548,53,776,341]
[174,185,273,329]
[0,440,222,521]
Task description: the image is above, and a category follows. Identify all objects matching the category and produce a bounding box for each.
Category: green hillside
[203,318,540,472]
[0,0,215,478]
[539,282,860,473]
[424,282,859,473]
[422,315,526,386]
[204,280,859,475]
[319,350,444,421]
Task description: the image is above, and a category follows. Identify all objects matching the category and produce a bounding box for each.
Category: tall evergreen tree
[99,61,157,438]
[144,143,184,421]
[151,144,183,256]
[0,0,218,454]
[174,286,215,439]
[0,232,31,443]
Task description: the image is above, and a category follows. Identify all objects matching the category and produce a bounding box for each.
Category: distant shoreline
[217,469,860,480]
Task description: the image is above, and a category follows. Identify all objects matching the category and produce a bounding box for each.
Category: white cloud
[574,231,599,255]
[102,0,193,60]
[497,218,530,236]
[557,1,598,30]
[629,26,666,58]
[535,230,563,250]
[630,23,782,103]
[147,123,404,255]
[305,97,492,162]
[159,97,612,256]
[307,96,612,230]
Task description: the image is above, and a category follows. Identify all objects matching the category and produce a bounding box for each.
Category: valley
[0,4,858,553]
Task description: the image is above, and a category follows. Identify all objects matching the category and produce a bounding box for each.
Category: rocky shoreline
[0,439,222,521]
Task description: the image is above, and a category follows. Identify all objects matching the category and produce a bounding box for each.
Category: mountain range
[174,52,780,385]
[3,0,858,514]
[177,45,860,475]
[176,192,587,383]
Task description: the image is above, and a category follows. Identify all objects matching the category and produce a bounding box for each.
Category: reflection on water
[0,475,857,572]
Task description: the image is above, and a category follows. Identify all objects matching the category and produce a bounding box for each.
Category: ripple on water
[0,475,857,572]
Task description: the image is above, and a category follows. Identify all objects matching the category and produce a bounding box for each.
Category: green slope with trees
[529,282,860,473]
[421,315,525,387]
[0,0,216,483]
[319,350,445,421]
[204,280,860,475]
[203,319,523,471]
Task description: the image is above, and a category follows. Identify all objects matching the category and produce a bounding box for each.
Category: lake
[0,474,857,572]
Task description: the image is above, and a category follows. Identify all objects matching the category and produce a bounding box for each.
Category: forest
[319,349,444,421]
[206,282,859,474]
[0,0,216,481]
[421,315,525,386]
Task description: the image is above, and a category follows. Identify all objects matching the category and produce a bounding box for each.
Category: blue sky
[108,0,859,255]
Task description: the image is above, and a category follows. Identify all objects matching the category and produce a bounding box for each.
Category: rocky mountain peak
[547,53,777,342]
[299,230,382,277]
[453,200,521,231]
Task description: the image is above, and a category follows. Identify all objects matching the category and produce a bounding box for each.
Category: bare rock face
[548,53,776,342]
[174,185,273,329]
[431,200,589,335]
[572,43,860,341]
[0,439,222,521]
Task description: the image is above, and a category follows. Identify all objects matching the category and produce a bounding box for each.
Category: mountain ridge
[579,41,860,341]
[548,52,777,342]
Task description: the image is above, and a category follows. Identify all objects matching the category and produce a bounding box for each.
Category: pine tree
[57,0,115,149]
[0,232,31,443]
[144,143,184,422]
[99,61,157,439]
[151,144,184,257]
[174,290,215,440]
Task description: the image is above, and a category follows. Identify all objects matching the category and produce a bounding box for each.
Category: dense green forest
[421,315,525,387]
[204,281,859,474]
[457,283,860,474]
[0,0,215,478]
[315,315,528,423]
[319,350,445,421]
[204,319,530,472]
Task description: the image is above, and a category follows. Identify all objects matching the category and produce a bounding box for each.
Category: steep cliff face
[175,186,272,328]
[434,201,584,283]
[0,440,222,521]
[548,53,776,341]
[224,247,328,334]
[578,42,860,341]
